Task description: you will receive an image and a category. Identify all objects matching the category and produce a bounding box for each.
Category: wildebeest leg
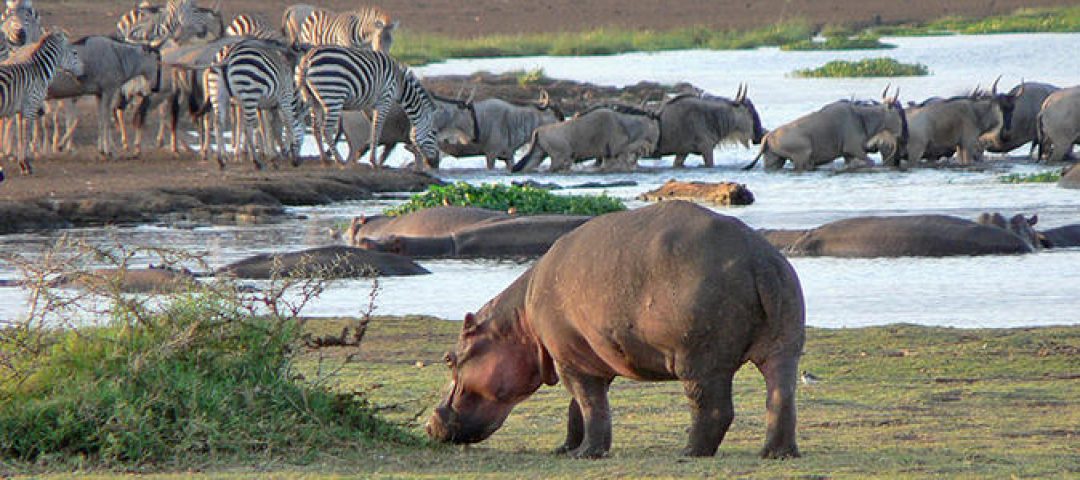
[379,143,396,167]
[558,370,614,459]
[484,153,497,170]
[97,93,113,157]
[681,373,735,457]
[673,153,687,168]
[553,398,584,455]
[59,100,78,153]
[702,149,716,168]
[753,353,800,459]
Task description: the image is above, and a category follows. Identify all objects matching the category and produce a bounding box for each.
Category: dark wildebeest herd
[0,0,1078,463]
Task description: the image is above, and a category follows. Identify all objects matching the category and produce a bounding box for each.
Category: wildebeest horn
[881,84,891,100]
[990,75,1001,95]
[1015,78,1025,97]
[735,83,746,103]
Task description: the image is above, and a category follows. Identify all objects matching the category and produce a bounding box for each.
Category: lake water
[2,33,1079,328]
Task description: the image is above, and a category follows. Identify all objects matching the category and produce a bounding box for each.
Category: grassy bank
[37,317,1073,478]
[393,6,1080,66]
[795,58,930,78]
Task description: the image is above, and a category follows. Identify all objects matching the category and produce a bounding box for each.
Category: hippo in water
[359,214,592,259]
[345,206,509,246]
[785,214,1039,257]
[427,201,806,459]
[216,246,429,279]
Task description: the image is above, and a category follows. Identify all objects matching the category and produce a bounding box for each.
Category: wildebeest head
[427,307,557,444]
[733,83,766,144]
[432,95,479,145]
[987,77,1022,143]
[876,86,907,164]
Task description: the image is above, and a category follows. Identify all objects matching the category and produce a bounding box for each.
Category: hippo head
[427,310,557,444]
[977,212,1043,250]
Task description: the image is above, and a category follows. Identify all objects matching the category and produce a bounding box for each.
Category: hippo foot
[552,443,575,455]
[759,444,800,459]
[568,445,608,459]
[680,445,719,457]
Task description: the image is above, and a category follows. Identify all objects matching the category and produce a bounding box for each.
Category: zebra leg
[310,107,332,164]
[16,113,32,175]
[369,103,392,168]
[241,104,263,170]
[321,103,346,165]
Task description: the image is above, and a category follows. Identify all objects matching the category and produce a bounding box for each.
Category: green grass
[384,182,626,217]
[999,171,1063,183]
[873,6,1080,36]
[392,21,813,65]
[781,34,895,51]
[794,57,930,78]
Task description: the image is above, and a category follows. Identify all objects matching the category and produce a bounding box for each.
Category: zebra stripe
[1,1,41,46]
[119,1,223,45]
[296,45,438,167]
[208,40,304,169]
[0,32,82,174]
[225,13,283,42]
[298,7,395,52]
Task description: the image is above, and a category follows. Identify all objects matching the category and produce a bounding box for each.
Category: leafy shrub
[794,58,929,78]
[384,182,626,217]
[0,243,418,469]
[998,171,1062,183]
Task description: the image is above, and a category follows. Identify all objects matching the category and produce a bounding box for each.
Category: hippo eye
[444,352,457,368]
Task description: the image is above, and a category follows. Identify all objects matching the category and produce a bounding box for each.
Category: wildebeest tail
[742,136,769,170]
[1035,112,1046,162]
[511,129,541,173]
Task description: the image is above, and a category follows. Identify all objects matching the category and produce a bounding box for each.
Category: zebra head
[370,18,398,54]
[40,31,84,79]
[401,69,441,167]
[1,2,41,46]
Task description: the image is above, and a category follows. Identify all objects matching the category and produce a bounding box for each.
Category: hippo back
[789,215,1034,257]
[353,206,510,240]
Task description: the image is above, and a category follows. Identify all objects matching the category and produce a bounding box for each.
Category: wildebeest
[511,105,660,172]
[987,81,1058,156]
[338,96,476,168]
[440,92,564,170]
[899,82,1020,167]
[744,88,907,171]
[42,35,161,158]
[1036,86,1080,163]
[650,84,766,167]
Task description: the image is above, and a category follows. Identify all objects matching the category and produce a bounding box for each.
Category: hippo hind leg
[680,373,735,457]
[753,352,801,459]
[553,398,584,455]
[557,371,614,459]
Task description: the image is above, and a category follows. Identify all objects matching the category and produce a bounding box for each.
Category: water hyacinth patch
[384,182,626,217]
[794,58,930,78]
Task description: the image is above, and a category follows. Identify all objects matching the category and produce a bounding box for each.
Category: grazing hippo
[216,246,429,279]
[427,201,806,459]
[360,215,592,259]
[788,214,1037,258]
[345,206,510,246]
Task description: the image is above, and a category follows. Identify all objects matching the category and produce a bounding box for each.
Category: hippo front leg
[557,371,614,459]
[553,398,584,455]
[680,373,735,457]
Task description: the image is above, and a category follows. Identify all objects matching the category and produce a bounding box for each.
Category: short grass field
[45,316,1076,479]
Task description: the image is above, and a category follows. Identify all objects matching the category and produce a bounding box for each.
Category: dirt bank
[0,153,440,234]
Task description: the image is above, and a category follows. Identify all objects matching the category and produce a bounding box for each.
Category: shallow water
[2,33,1079,328]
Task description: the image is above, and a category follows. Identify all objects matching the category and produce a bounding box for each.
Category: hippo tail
[750,258,806,360]
[1035,113,1046,162]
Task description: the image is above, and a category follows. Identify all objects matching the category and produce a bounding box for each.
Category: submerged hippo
[427,201,806,459]
[787,214,1038,257]
[346,207,509,246]
[359,215,592,259]
[52,266,198,293]
[1039,224,1080,248]
[216,246,429,279]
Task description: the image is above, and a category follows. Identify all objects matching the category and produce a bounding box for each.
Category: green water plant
[384,182,626,217]
[794,57,930,78]
[998,171,1063,183]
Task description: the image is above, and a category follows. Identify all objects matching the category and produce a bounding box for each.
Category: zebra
[298,7,397,53]
[296,45,439,168]
[1,0,42,47]
[225,13,284,42]
[0,32,83,174]
[207,39,304,169]
[281,3,319,49]
[118,0,224,46]
[116,2,168,44]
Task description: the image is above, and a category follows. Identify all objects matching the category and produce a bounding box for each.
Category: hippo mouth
[426,405,502,444]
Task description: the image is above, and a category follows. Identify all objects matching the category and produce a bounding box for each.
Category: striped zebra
[118,0,224,46]
[1,0,42,47]
[225,13,284,42]
[0,32,83,174]
[281,3,318,49]
[296,46,438,168]
[208,39,304,169]
[116,2,167,44]
[298,7,397,53]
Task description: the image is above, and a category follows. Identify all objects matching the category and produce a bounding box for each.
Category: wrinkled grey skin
[651,90,766,167]
[898,91,1017,167]
[1036,86,1080,163]
[512,107,659,172]
[216,246,429,279]
[441,98,563,170]
[427,201,805,459]
[987,82,1058,155]
[345,207,510,246]
[787,214,1038,257]
[359,215,591,259]
[746,98,906,171]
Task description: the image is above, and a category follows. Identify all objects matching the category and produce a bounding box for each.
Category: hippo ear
[463,312,477,332]
[358,215,369,225]
[537,343,558,386]
[1028,214,1038,226]
[392,236,406,254]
